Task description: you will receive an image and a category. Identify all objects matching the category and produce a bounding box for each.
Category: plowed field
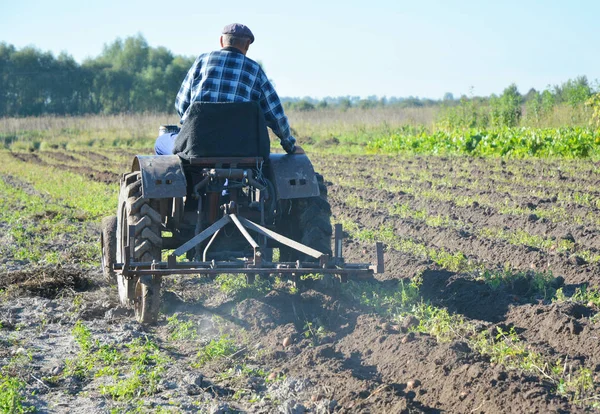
[1,149,600,413]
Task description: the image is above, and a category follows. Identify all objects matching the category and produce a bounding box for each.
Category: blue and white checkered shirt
[175,47,296,153]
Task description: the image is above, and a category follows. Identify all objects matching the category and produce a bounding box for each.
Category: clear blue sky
[1,0,598,99]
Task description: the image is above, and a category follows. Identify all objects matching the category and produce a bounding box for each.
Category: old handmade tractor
[101,102,383,323]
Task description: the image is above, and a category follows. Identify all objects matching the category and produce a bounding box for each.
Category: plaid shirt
[175,47,296,153]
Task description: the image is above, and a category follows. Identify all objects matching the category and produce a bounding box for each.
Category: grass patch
[337,217,474,273]
[215,273,273,300]
[0,372,33,413]
[195,335,238,367]
[64,321,169,403]
[478,268,559,300]
[166,313,198,341]
[0,151,117,219]
[341,279,421,315]
[0,176,99,265]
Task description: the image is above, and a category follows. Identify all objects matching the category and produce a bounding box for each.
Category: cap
[222,23,255,44]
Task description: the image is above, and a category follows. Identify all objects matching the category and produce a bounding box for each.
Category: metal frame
[116,215,383,280]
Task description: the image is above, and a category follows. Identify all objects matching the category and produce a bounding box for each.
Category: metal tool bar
[237,216,324,259]
[116,260,367,270]
[121,268,374,277]
[172,215,231,257]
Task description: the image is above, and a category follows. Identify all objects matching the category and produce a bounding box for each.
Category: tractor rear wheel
[100,216,117,283]
[280,173,332,262]
[116,172,163,324]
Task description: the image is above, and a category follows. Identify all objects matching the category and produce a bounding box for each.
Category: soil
[1,152,599,413]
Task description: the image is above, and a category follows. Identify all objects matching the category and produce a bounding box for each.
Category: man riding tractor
[101,24,383,324]
[155,23,303,157]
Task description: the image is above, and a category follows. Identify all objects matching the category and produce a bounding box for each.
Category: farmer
[155,23,301,155]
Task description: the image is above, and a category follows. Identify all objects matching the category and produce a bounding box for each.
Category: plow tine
[374,242,384,274]
[334,223,343,258]
[203,228,221,262]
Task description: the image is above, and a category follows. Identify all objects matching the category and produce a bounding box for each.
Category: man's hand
[293,145,305,154]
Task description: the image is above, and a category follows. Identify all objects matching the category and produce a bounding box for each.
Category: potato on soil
[282,336,291,347]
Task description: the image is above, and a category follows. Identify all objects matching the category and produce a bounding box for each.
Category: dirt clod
[401,332,415,344]
[568,255,586,266]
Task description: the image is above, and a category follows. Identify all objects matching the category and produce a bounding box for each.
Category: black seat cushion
[173,102,270,160]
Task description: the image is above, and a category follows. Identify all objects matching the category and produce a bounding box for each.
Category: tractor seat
[173,101,270,162]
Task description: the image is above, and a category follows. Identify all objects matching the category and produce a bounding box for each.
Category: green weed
[478,268,557,299]
[0,373,33,413]
[195,336,238,367]
[410,303,474,342]
[215,273,272,300]
[101,339,168,401]
[303,321,329,346]
[338,217,474,273]
[341,279,421,315]
[65,321,168,403]
[166,313,198,341]
[473,327,545,370]
[572,285,600,307]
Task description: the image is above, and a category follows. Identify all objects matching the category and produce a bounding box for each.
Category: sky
[1,0,599,100]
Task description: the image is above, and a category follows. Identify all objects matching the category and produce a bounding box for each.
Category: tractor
[100,102,383,323]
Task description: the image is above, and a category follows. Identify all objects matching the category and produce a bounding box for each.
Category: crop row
[316,153,600,188]
[0,176,97,265]
[0,151,118,266]
[333,192,599,263]
[325,171,598,230]
[318,157,600,206]
[0,152,116,219]
[333,212,600,406]
[315,155,600,208]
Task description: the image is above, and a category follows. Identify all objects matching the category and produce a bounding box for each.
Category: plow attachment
[115,215,384,282]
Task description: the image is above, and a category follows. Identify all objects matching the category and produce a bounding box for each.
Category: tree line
[0,35,194,116]
[283,77,597,113]
[0,34,598,119]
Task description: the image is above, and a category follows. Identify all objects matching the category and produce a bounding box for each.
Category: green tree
[293,100,315,111]
[490,83,522,127]
[338,97,352,111]
[554,76,591,106]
